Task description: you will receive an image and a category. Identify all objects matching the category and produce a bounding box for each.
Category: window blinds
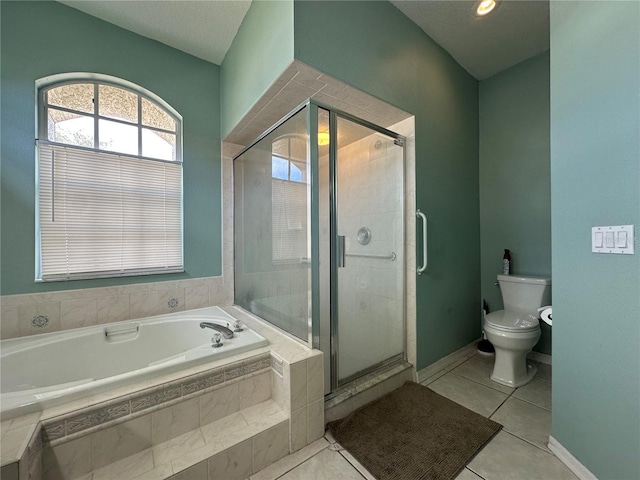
[271,179,308,262]
[37,143,183,280]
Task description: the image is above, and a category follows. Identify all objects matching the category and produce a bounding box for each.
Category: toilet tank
[497,274,551,315]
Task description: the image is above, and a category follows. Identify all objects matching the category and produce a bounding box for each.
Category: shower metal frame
[232,99,407,396]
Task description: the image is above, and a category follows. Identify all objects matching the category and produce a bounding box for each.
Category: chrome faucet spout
[199,322,234,339]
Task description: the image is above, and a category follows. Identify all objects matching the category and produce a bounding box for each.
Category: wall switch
[592,225,635,254]
[594,231,603,247]
[605,231,615,248]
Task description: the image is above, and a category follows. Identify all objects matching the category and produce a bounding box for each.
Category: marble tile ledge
[223,306,322,365]
[1,413,42,467]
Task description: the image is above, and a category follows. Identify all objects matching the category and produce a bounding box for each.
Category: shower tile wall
[337,133,404,380]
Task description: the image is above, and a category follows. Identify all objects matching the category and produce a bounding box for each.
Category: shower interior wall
[335,130,405,382]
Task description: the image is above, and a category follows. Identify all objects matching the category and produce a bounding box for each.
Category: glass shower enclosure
[234,102,405,395]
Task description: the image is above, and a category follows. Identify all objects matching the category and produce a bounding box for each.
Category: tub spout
[199,322,234,339]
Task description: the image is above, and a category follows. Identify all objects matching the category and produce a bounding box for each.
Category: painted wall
[294,0,480,370]
[550,1,640,478]
[220,0,294,138]
[0,1,222,295]
[479,52,552,354]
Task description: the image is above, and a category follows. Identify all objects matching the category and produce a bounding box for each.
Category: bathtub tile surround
[2,306,324,480]
[0,414,42,479]
[224,306,325,454]
[17,302,61,337]
[0,276,233,340]
[40,352,271,445]
[207,438,252,480]
[39,360,283,479]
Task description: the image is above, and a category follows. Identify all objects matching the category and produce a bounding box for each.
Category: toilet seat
[485,310,540,333]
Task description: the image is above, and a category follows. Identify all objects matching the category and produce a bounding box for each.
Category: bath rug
[327,381,502,480]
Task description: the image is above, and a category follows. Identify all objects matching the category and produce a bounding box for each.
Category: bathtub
[0,306,268,420]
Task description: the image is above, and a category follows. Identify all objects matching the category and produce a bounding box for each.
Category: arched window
[36,74,183,281]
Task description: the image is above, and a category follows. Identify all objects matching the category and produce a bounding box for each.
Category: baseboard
[548,436,598,480]
[528,351,552,365]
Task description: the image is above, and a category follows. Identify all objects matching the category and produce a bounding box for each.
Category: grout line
[466,465,488,479]
[271,446,331,480]
[448,370,515,397]
[338,449,372,480]
[500,430,555,455]
[488,394,511,419]
[510,394,552,412]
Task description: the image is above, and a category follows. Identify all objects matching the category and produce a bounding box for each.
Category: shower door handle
[416,210,427,275]
[337,235,346,268]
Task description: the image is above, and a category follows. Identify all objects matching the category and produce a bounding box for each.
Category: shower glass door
[335,114,405,385]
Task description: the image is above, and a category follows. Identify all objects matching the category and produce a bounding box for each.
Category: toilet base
[491,360,537,388]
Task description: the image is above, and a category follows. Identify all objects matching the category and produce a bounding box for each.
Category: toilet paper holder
[538,306,552,326]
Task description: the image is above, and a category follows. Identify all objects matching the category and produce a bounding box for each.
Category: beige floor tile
[420,368,447,386]
[490,397,551,452]
[277,448,365,480]
[455,468,484,480]
[468,431,577,480]
[250,438,329,480]
[514,377,552,410]
[451,357,515,395]
[428,373,509,417]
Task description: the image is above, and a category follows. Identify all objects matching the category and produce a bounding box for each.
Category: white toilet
[484,274,551,387]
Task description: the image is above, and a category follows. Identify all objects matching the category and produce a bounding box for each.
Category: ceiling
[59,0,549,80]
[58,1,251,65]
[391,0,549,80]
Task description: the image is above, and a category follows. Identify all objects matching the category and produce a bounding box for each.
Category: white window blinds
[37,143,183,280]
[271,179,308,262]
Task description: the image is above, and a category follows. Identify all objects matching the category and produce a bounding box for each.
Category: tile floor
[250,353,579,480]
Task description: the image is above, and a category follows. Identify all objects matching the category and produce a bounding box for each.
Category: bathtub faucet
[199,322,234,339]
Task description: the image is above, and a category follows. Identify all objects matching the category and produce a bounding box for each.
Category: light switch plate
[592,225,635,254]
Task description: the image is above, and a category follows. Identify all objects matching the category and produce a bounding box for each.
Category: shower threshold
[324,359,413,424]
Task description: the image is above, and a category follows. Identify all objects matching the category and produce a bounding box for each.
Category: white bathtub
[0,306,268,420]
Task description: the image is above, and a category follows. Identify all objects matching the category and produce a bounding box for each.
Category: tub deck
[1,306,324,480]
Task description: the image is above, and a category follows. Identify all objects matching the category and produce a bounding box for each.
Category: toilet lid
[485,311,540,332]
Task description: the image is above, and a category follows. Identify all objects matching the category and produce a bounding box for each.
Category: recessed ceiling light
[476,0,497,17]
[318,132,330,146]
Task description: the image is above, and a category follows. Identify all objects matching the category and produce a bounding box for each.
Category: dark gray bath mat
[327,381,502,480]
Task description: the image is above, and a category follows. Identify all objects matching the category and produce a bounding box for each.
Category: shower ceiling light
[476,0,497,16]
[318,132,330,146]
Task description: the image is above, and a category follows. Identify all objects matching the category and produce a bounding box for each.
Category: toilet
[484,274,551,387]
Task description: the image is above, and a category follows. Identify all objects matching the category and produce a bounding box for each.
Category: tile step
[73,400,289,480]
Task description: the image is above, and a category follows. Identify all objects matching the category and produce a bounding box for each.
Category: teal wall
[550,1,640,478]
[294,1,480,370]
[0,1,222,295]
[221,0,294,138]
[479,52,552,354]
